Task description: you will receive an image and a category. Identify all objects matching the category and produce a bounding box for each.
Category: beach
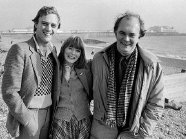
[1,39,185,76]
[0,34,186,138]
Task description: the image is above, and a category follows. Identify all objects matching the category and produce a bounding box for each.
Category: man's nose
[123,35,130,41]
[46,25,52,31]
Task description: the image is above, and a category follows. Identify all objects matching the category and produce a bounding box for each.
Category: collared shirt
[33,35,54,58]
[115,48,130,88]
[28,35,55,109]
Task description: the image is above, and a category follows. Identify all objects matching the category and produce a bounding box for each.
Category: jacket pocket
[25,109,38,136]
[6,113,20,137]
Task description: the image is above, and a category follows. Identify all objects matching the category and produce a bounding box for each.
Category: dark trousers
[90,118,145,139]
[90,118,118,139]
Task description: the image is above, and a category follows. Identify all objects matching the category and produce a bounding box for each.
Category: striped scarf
[106,46,138,127]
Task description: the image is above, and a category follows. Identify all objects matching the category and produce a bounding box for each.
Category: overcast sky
[0,0,186,33]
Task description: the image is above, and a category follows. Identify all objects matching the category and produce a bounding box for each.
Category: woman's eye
[76,49,81,53]
[42,22,48,26]
[68,47,73,50]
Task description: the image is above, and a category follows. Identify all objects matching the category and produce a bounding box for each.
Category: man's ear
[58,23,61,29]
[33,23,38,32]
[34,23,37,28]
[114,31,117,37]
[138,33,141,39]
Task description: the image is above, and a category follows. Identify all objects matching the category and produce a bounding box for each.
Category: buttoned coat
[1,37,60,137]
[91,42,164,138]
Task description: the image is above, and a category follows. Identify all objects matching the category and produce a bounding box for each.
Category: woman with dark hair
[50,36,93,139]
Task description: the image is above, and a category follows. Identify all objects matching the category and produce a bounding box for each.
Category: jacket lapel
[51,46,60,67]
[75,68,89,95]
[28,38,42,85]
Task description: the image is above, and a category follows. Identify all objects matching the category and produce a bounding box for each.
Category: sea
[1,34,186,60]
[83,35,186,60]
[140,36,186,60]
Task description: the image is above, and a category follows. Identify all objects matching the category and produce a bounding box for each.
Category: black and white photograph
[0,0,186,139]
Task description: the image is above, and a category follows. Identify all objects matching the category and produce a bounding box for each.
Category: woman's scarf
[106,46,138,127]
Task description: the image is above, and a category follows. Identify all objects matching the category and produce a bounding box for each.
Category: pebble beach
[1,34,186,75]
[1,35,186,138]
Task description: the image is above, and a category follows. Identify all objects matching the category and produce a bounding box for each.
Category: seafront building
[1,25,184,37]
[148,26,177,33]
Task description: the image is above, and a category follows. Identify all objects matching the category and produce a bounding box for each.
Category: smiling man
[2,6,61,139]
[90,11,165,139]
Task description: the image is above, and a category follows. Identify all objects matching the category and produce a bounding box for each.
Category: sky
[0,0,186,33]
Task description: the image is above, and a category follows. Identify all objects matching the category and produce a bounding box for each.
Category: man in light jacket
[2,6,61,139]
[90,11,164,139]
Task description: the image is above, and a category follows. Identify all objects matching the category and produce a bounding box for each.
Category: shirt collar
[32,35,54,55]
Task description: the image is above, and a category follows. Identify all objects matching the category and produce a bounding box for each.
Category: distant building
[11,28,33,33]
[9,28,64,34]
[148,26,177,33]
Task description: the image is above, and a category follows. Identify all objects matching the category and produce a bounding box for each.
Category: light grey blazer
[1,37,60,137]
